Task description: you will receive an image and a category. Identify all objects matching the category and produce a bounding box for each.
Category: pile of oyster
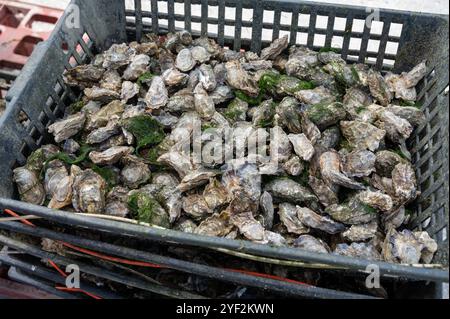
[13,31,438,265]
[0,78,10,117]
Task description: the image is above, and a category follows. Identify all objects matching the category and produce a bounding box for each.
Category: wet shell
[282,156,304,176]
[358,190,393,212]
[182,194,211,220]
[375,110,413,143]
[190,46,211,64]
[162,68,189,87]
[157,151,193,178]
[166,90,195,113]
[231,211,266,242]
[340,120,386,152]
[259,191,274,230]
[342,150,376,178]
[121,81,140,102]
[260,35,288,60]
[194,83,216,120]
[84,87,121,104]
[198,64,217,92]
[305,102,346,130]
[178,169,219,193]
[383,229,424,264]
[385,105,425,127]
[64,65,105,89]
[194,211,233,237]
[86,119,120,144]
[319,151,365,189]
[367,69,392,106]
[391,163,417,203]
[276,97,302,133]
[87,100,124,130]
[294,86,335,105]
[265,178,317,204]
[270,126,293,163]
[308,176,339,207]
[335,242,381,261]
[102,43,134,69]
[342,221,378,242]
[100,70,122,92]
[203,178,229,212]
[225,60,259,96]
[325,195,377,225]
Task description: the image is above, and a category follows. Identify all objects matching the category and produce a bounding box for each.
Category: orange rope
[47,259,68,278]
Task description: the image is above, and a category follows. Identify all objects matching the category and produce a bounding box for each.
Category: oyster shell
[297,206,346,234]
[198,64,217,92]
[319,151,365,189]
[105,186,129,217]
[270,126,293,163]
[305,102,346,130]
[375,110,413,143]
[157,151,193,178]
[64,65,105,89]
[259,191,274,230]
[294,86,335,105]
[175,48,196,72]
[145,76,168,110]
[194,211,233,237]
[342,150,376,178]
[414,231,438,264]
[162,68,189,87]
[260,35,288,60]
[166,89,195,113]
[282,156,304,176]
[210,85,234,105]
[294,235,331,254]
[384,61,427,101]
[194,83,216,120]
[119,155,151,189]
[182,194,211,220]
[102,43,134,69]
[275,97,302,133]
[325,194,378,225]
[367,69,392,106]
[89,146,134,165]
[86,119,120,144]
[121,81,140,103]
[225,60,259,96]
[340,120,386,152]
[383,229,425,264]
[72,169,107,213]
[358,190,393,212]
[13,167,45,205]
[178,169,219,193]
[308,176,339,207]
[223,98,248,123]
[385,105,425,127]
[375,150,405,177]
[342,221,378,242]
[44,160,68,199]
[84,87,120,104]
[335,242,381,261]
[343,87,372,118]
[278,202,309,235]
[391,163,417,202]
[63,139,80,154]
[265,178,317,204]
[231,211,266,242]
[203,178,229,212]
[190,46,211,64]
[87,100,124,130]
[100,70,122,92]
[288,134,315,161]
[300,113,321,145]
[48,112,86,143]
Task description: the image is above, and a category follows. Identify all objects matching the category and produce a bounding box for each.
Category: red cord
[47,259,68,278]
[55,286,102,300]
[4,209,311,289]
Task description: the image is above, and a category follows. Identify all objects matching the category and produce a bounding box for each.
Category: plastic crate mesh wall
[2,0,449,266]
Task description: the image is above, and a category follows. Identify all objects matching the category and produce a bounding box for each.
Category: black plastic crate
[0,0,448,298]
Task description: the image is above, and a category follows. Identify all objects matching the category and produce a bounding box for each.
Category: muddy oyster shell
[374,150,405,177]
[223,98,248,123]
[13,167,45,205]
[210,85,234,105]
[270,126,293,163]
[166,89,195,113]
[121,81,140,103]
[294,235,331,254]
[278,202,309,235]
[63,139,80,154]
[297,206,346,234]
[231,211,266,242]
[225,60,259,96]
[414,231,438,264]
[385,61,427,101]
[285,47,319,78]
[391,163,417,202]
[342,150,376,178]
[105,186,129,217]
[118,155,150,189]
[319,151,365,189]
[203,178,229,212]
[260,35,288,60]
[44,160,68,199]
[145,76,168,110]
[265,178,317,204]
[288,134,315,161]
[252,99,276,128]
[335,242,381,261]
[340,120,386,152]
[175,48,196,72]
[64,65,105,89]
[343,87,372,118]
[72,169,107,214]
[48,112,86,143]
[176,218,197,233]
[375,110,413,143]
[342,221,378,242]
[222,161,261,206]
